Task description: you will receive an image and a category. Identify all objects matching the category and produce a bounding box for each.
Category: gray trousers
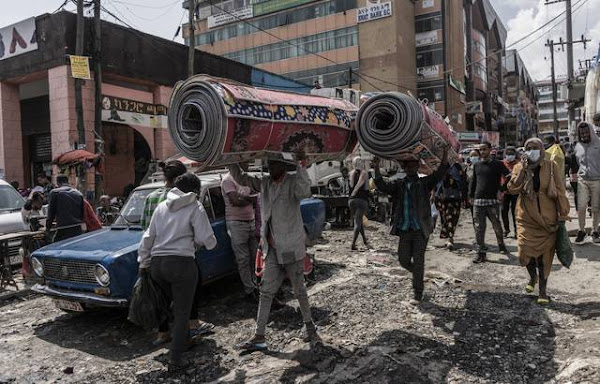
[227,220,258,294]
[150,256,198,360]
[473,205,505,253]
[398,230,428,296]
[255,249,312,336]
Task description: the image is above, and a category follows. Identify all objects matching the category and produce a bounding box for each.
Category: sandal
[525,277,538,293]
[237,337,268,352]
[537,297,550,305]
[190,321,215,337]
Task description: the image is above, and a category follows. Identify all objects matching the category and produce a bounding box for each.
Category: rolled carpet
[168,75,359,169]
[356,92,460,174]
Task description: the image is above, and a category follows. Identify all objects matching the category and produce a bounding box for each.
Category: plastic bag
[127,272,170,330]
[555,222,573,268]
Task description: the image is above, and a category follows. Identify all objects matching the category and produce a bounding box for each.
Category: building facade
[536,77,582,140]
[502,50,538,146]
[185,0,530,138]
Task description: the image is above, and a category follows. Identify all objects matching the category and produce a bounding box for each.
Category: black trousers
[53,226,82,242]
[150,256,198,360]
[501,194,518,233]
[397,230,428,296]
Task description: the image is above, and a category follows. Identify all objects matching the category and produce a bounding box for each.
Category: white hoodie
[137,188,217,269]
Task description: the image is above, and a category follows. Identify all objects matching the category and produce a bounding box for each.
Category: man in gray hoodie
[572,122,600,243]
[138,173,217,368]
[229,152,320,351]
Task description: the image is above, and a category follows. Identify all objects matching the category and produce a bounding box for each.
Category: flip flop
[237,339,268,352]
[525,284,535,293]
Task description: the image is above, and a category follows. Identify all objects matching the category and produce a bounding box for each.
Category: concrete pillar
[0,82,25,185]
[153,85,176,160]
[48,65,96,195]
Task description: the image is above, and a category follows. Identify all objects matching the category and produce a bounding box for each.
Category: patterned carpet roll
[356,92,460,174]
[168,76,359,169]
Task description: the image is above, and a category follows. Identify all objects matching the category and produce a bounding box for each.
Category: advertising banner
[253,0,315,17]
[417,65,440,79]
[415,31,438,47]
[101,95,167,129]
[208,6,253,28]
[69,55,91,80]
[0,17,37,61]
[357,1,392,23]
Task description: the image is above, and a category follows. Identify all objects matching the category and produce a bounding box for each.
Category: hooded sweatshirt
[137,188,217,268]
[574,125,600,181]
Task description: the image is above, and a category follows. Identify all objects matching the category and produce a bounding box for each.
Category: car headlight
[31,257,44,277]
[94,264,110,286]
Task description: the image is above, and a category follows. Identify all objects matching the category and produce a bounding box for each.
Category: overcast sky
[1,0,598,82]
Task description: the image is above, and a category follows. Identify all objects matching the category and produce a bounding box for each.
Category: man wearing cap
[230,152,320,351]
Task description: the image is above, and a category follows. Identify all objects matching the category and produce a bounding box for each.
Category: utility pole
[75,0,85,148]
[94,0,103,199]
[188,0,195,78]
[546,39,559,138]
[347,67,353,88]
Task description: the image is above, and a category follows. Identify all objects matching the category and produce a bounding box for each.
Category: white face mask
[470,157,480,164]
[526,149,541,162]
[506,155,516,162]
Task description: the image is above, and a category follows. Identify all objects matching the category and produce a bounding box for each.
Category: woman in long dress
[507,138,570,304]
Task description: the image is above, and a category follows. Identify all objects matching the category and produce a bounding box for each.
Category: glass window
[417,86,445,102]
[113,188,153,225]
[416,48,443,67]
[208,187,226,219]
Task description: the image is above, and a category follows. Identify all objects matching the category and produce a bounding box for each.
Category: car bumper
[32,284,128,307]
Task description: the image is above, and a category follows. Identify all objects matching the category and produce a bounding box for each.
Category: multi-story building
[502,50,538,146]
[184,0,514,134]
[536,77,582,140]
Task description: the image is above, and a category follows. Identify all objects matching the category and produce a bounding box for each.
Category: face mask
[506,155,516,162]
[526,149,541,162]
[470,157,480,164]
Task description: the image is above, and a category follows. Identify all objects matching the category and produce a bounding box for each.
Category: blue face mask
[470,157,480,164]
[506,155,516,162]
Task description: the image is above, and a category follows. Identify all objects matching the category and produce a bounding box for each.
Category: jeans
[255,249,312,336]
[349,197,368,246]
[227,220,258,294]
[473,205,505,253]
[150,256,198,361]
[501,194,518,234]
[397,230,428,297]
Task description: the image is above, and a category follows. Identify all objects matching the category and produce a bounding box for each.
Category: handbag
[555,222,573,268]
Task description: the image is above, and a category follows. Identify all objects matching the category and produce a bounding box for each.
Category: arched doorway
[102,124,152,198]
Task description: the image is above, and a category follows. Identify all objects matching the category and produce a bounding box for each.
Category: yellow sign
[69,55,91,79]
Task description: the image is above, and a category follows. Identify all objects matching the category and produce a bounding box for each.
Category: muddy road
[1,216,599,383]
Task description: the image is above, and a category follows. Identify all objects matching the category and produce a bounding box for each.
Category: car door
[195,186,235,283]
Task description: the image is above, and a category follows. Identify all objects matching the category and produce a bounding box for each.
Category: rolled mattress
[356,92,460,174]
[168,75,359,168]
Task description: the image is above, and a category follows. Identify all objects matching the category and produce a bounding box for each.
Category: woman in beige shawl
[507,138,570,304]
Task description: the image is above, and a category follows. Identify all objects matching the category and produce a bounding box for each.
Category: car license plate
[53,299,84,312]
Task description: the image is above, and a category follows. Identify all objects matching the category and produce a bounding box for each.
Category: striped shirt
[140,187,170,229]
[474,198,499,207]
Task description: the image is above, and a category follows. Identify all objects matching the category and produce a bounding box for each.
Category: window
[208,187,226,219]
[224,26,358,66]
[416,46,443,67]
[193,0,358,47]
[415,14,442,33]
[284,61,360,87]
[417,85,445,102]
[113,188,153,225]
[201,192,215,220]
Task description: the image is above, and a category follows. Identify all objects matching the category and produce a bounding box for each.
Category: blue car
[31,172,325,312]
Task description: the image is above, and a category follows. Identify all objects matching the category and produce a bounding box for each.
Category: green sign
[448,75,466,95]
[253,0,316,17]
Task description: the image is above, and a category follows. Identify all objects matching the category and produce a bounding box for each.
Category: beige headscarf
[522,137,545,200]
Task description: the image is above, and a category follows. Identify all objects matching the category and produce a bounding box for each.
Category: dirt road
[1,215,599,383]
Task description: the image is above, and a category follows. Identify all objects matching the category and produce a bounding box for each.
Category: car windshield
[0,185,25,212]
[113,189,155,225]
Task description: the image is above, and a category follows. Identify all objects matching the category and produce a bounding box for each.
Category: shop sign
[417,65,440,79]
[422,0,435,8]
[69,55,91,80]
[465,101,482,114]
[415,31,438,47]
[458,132,480,141]
[208,6,253,29]
[448,75,466,95]
[0,17,37,61]
[481,131,500,147]
[101,95,167,129]
[357,1,392,23]
[253,0,316,17]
